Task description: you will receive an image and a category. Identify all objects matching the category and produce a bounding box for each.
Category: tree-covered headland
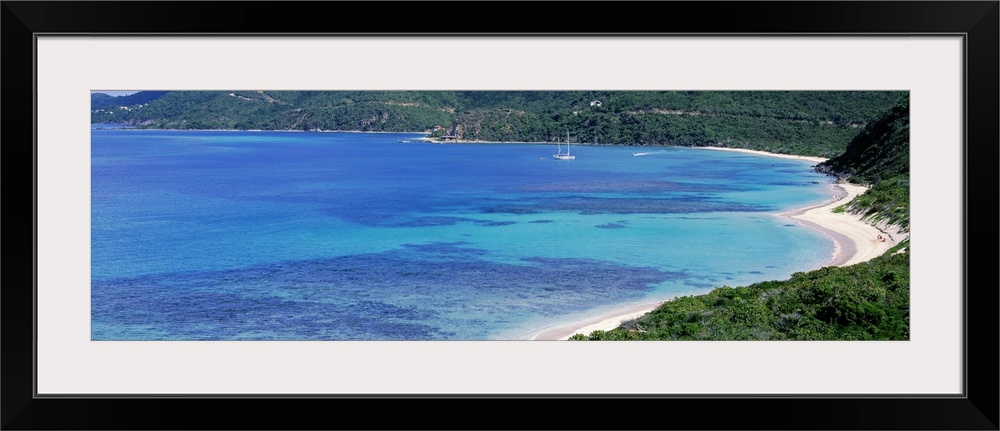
[92,90,905,158]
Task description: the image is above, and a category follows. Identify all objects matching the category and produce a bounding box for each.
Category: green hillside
[91,91,169,110]
[92,90,905,157]
[818,97,910,231]
[570,241,909,341]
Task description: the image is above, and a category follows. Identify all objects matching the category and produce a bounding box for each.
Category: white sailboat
[553,131,575,160]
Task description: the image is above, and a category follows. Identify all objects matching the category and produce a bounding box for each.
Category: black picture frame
[3,2,997,430]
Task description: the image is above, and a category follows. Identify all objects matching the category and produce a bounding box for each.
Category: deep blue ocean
[91,129,836,340]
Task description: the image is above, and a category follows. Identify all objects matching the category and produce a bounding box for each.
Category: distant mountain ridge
[91,91,169,110]
[91,90,907,157]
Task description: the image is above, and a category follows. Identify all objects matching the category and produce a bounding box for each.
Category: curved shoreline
[778,184,854,267]
[531,148,903,341]
[781,182,900,267]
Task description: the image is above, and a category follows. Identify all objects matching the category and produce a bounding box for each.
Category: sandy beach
[699,146,829,164]
[529,301,666,341]
[531,146,905,341]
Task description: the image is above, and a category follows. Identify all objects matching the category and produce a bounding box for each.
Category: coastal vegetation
[91,90,905,157]
[569,240,909,340]
[570,97,911,341]
[817,98,911,232]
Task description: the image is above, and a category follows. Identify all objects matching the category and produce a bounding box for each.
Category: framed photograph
[4,2,997,429]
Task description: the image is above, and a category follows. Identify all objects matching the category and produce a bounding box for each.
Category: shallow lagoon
[91,130,836,340]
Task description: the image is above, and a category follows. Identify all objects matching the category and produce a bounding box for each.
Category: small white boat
[553,131,576,160]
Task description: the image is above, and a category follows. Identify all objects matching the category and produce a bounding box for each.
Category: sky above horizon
[94,91,139,97]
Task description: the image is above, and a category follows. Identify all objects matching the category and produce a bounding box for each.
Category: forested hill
[91,91,169,110]
[91,91,906,157]
[816,98,910,185]
[817,97,910,231]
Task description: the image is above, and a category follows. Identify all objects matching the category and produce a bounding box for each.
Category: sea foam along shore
[530,146,904,341]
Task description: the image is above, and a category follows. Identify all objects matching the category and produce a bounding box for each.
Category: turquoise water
[91,129,836,340]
